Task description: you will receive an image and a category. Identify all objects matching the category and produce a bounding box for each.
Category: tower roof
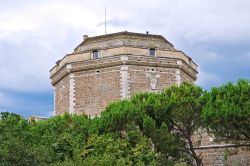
[50,31,198,82]
[74,31,175,53]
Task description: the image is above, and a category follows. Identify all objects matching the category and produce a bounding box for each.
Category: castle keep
[50,31,250,165]
[50,31,198,116]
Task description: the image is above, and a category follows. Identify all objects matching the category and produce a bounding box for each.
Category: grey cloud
[184,41,250,89]
[0,90,53,118]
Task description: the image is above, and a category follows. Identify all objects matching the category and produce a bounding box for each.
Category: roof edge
[74,31,174,51]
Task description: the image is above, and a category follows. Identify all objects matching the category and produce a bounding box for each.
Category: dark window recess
[93,50,99,59]
[149,48,156,56]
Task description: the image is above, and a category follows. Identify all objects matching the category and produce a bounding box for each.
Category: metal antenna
[105,4,107,34]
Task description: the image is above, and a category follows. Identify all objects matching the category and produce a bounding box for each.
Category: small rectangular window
[149,48,156,56]
[93,50,99,59]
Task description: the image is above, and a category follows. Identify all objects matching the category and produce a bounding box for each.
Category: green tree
[100,83,202,165]
[161,82,204,166]
[130,93,189,165]
[202,79,250,142]
[29,113,90,164]
[131,82,204,166]
[52,133,74,162]
[80,132,157,166]
[0,81,205,166]
[0,112,38,166]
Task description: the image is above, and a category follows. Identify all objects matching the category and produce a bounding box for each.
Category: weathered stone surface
[74,66,121,116]
[51,32,198,116]
[195,145,250,166]
[54,75,70,115]
[193,129,250,166]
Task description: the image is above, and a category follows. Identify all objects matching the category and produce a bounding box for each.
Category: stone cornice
[50,49,198,76]
[51,55,198,86]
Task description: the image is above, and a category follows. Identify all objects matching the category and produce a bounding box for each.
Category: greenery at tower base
[0,79,249,166]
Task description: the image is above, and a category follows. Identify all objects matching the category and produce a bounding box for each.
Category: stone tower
[50,31,198,116]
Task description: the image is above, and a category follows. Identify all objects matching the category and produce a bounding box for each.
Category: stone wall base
[195,144,250,166]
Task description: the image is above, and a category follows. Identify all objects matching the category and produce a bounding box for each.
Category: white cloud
[0,1,102,92]
[0,0,250,93]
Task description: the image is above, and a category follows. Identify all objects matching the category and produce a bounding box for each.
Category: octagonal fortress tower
[50,31,198,116]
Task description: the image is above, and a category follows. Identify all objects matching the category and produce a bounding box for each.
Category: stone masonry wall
[195,145,250,166]
[54,75,70,115]
[53,55,197,116]
[180,70,194,82]
[74,66,121,116]
[192,129,250,166]
[129,65,177,96]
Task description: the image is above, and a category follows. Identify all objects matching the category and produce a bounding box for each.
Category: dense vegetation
[202,79,250,142]
[0,80,249,166]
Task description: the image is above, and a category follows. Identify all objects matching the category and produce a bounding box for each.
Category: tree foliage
[0,112,159,165]
[202,79,250,142]
[0,112,38,166]
[1,79,249,166]
[129,82,204,165]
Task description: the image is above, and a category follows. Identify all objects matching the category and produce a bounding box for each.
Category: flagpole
[105,4,107,34]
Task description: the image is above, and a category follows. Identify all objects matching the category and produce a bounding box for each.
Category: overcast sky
[0,0,249,117]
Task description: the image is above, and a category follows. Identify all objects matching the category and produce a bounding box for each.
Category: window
[149,48,156,56]
[93,50,99,59]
